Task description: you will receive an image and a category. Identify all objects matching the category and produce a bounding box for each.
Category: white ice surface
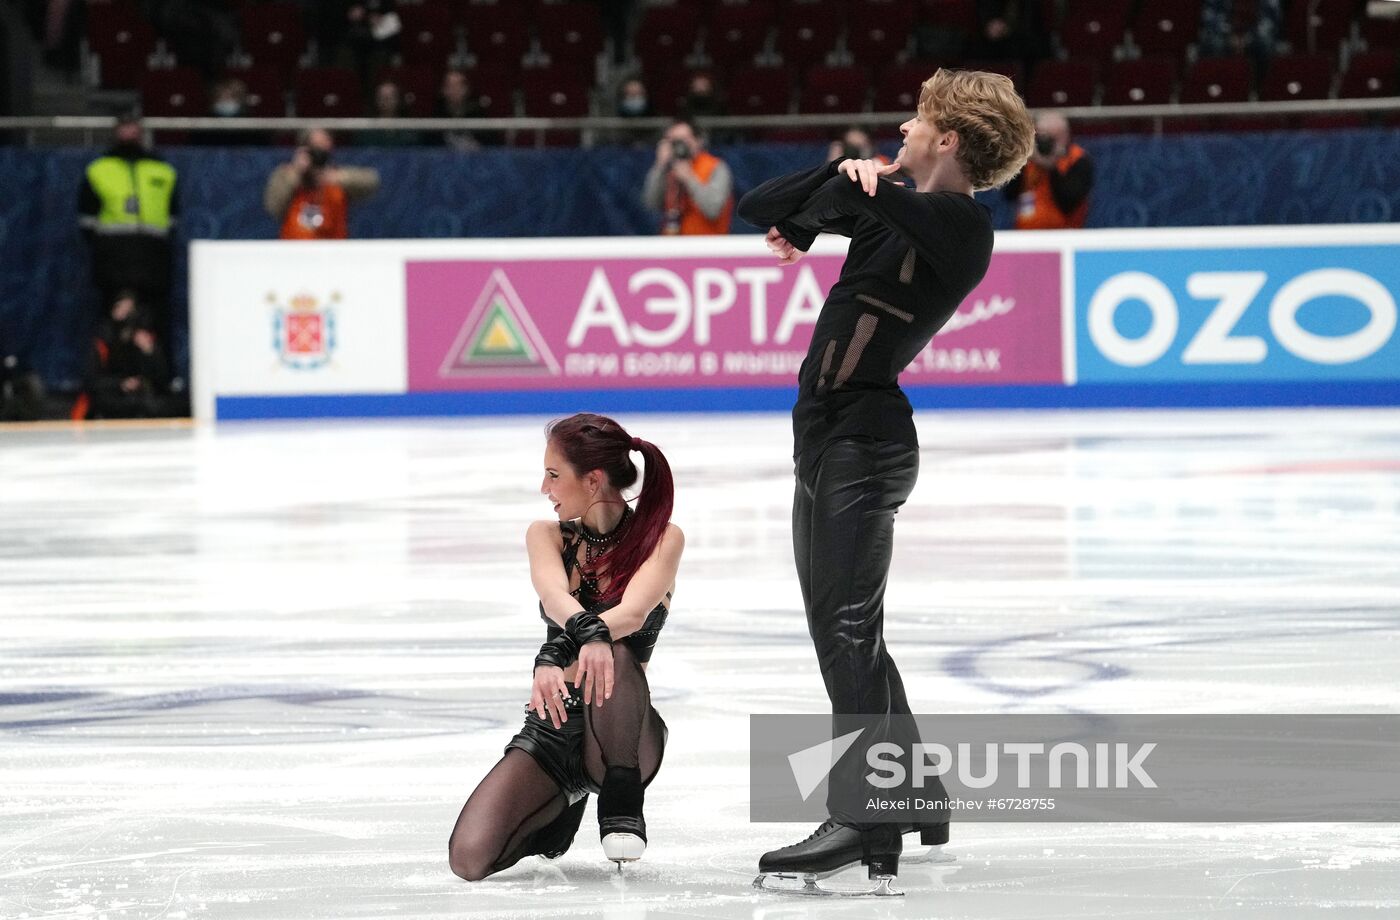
[2,408,1399,919]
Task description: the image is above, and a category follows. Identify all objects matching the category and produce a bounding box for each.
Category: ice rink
[3,407,1399,919]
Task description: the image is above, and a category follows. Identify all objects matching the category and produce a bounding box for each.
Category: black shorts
[504,682,668,804]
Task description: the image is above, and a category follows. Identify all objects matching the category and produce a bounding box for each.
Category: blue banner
[1075,245,1400,383]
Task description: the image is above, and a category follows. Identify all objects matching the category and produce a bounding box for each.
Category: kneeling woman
[449,413,684,879]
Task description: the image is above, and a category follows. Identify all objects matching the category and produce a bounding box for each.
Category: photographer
[642,119,733,235]
[263,128,381,240]
[1002,111,1093,229]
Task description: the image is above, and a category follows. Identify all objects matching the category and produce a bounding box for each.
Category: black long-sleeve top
[736,160,995,478]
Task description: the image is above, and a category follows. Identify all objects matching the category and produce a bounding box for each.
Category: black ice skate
[752,819,902,896]
[900,820,956,865]
[534,795,587,862]
[597,766,646,870]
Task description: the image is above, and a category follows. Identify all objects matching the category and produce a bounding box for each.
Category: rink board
[190,226,1400,420]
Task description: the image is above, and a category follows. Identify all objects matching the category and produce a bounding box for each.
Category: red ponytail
[545,413,674,604]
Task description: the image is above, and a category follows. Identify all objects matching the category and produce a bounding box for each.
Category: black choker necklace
[578,506,631,545]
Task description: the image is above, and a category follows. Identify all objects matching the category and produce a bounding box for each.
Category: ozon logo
[1087,269,1398,367]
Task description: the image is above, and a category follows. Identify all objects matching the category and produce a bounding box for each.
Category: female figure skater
[737,69,1034,896]
[448,413,683,879]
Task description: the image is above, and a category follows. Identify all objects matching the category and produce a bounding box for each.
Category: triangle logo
[788,728,865,802]
[440,269,561,377]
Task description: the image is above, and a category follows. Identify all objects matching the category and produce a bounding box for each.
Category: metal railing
[3,97,1398,147]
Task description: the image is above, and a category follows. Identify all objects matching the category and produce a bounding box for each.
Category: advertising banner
[1075,244,1400,384]
[405,251,1062,393]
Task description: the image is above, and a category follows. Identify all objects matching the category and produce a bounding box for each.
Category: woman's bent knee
[448,837,495,882]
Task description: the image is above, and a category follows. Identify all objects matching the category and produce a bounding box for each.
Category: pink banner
[406,251,1061,391]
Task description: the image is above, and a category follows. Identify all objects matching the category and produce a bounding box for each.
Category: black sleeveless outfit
[503,520,671,802]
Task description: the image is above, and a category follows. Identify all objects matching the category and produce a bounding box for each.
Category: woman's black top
[736,159,996,479]
[538,521,670,663]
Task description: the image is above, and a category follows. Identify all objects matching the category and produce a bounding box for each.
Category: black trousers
[793,437,945,828]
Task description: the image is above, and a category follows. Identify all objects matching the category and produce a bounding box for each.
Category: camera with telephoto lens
[670,139,693,161]
[300,146,331,187]
[1035,134,1056,157]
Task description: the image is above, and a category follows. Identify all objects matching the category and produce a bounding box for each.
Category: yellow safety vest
[84,155,177,236]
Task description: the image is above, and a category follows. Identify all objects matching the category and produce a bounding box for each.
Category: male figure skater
[737,69,1034,896]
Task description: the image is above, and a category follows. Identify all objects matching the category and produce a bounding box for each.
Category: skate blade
[602,832,646,865]
[753,868,903,897]
[903,845,957,866]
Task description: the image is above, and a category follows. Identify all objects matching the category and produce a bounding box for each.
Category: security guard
[78,113,179,326]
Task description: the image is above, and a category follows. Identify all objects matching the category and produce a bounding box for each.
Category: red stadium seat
[1339,50,1398,99]
[706,1,776,66]
[460,1,530,68]
[1131,0,1201,60]
[238,1,306,77]
[1102,55,1178,106]
[397,3,456,68]
[140,66,205,143]
[1167,56,1252,133]
[468,69,516,118]
[1299,46,1388,128]
[521,66,590,145]
[725,64,794,116]
[1059,0,1128,63]
[799,64,869,113]
[849,0,918,64]
[1284,0,1355,56]
[1027,59,1097,108]
[636,5,701,74]
[874,62,936,112]
[1091,56,1178,136]
[775,0,844,67]
[140,66,206,116]
[958,58,1026,91]
[294,67,363,118]
[1360,11,1400,50]
[535,2,604,73]
[646,68,705,116]
[86,2,157,89]
[1259,52,1334,101]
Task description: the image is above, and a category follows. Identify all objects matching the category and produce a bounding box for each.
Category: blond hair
[918,69,1035,191]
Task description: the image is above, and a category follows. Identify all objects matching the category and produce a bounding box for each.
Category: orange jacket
[1013,144,1091,230]
[280,183,349,240]
[664,151,733,235]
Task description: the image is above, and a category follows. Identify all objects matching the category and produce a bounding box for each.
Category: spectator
[642,118,733,235]
[826,127,889,165]
[435,68,486,151]
[210,76,248,117]
[263,128,380,240]
[1200,0,1282,67]
[615,77,654,146]
[358,79,422,146]
[1001,111,1093,229]
[78,113,179,354]
[345,0,401,88]
[680,72,724,120]
[202,76,265,146]
[972,1,1043,59]
[83,290,185,419]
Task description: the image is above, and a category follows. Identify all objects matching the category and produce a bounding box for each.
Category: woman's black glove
[564,608,613,647]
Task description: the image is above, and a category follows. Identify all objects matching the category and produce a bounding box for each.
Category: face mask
[619,96,648,115]
[213,100,242,117]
